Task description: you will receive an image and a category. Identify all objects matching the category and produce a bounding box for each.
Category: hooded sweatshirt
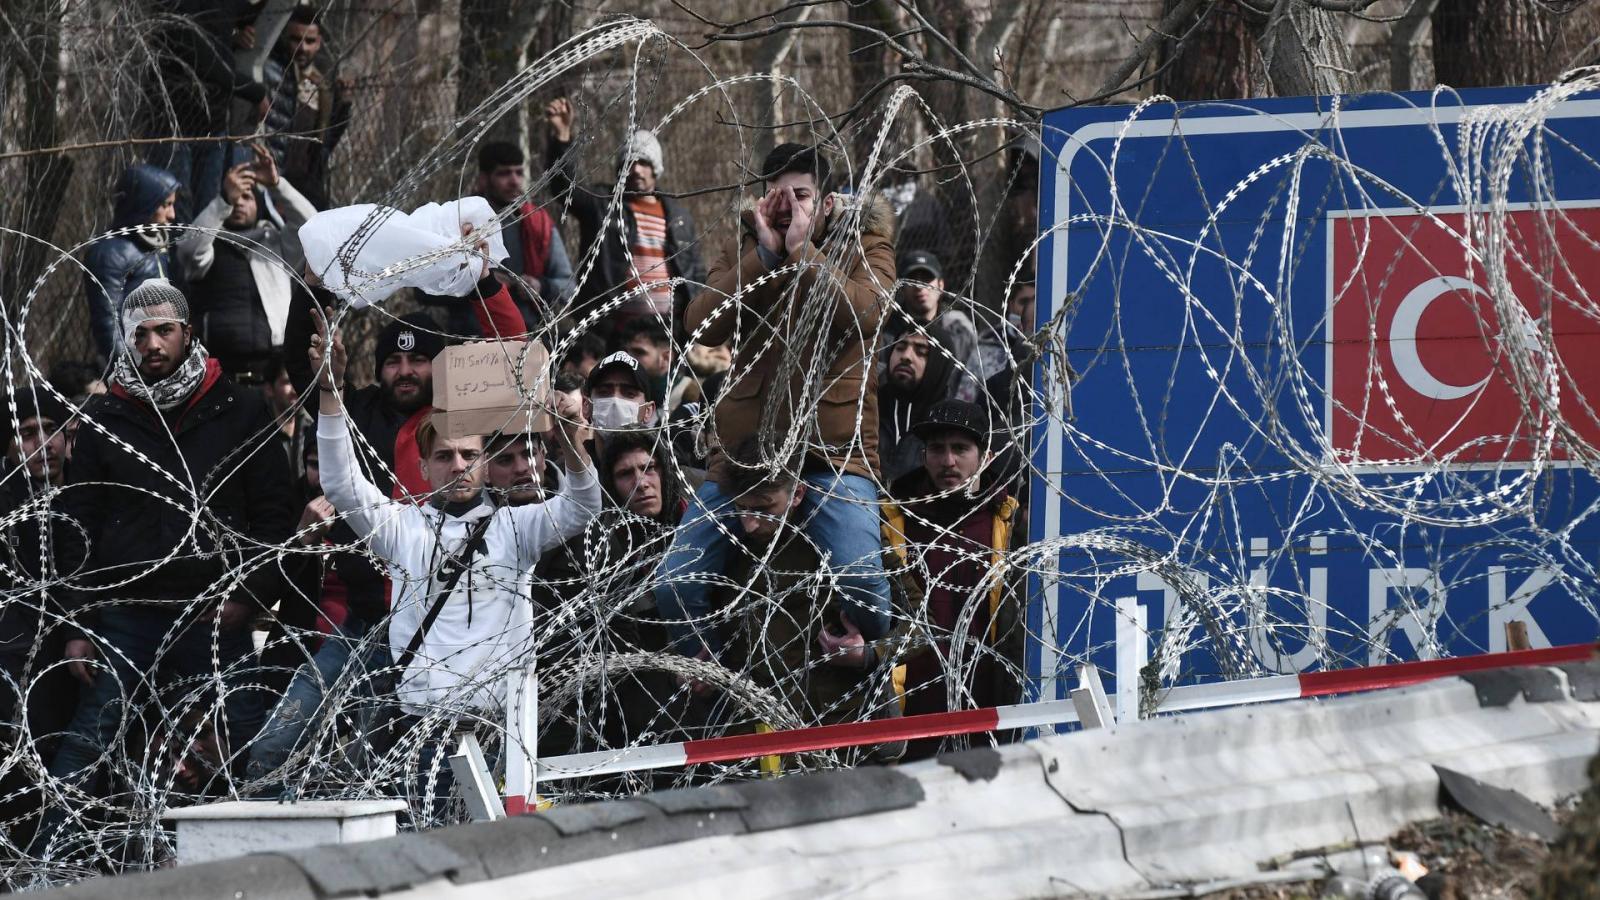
[317,411,601,714]
[83,165,185,359]
[877,320,958,484]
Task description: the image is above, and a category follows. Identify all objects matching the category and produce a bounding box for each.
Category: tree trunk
[1155,0,1256,100]
[455,0,569,152]
[0,1,74,322]
[846,0,896,173]
[1256,0,1355,96]
[1431,0,1556,88]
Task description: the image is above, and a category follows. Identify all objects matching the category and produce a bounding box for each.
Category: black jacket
[0,475,78,654]
[545,135,707,338]
[59,361,295,619]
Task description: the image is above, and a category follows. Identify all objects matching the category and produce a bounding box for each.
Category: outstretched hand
[550,388,591,471]
[308,305,346,391]
[545,97,574,143]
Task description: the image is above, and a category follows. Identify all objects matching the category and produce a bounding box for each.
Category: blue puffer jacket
[82,165,185,360]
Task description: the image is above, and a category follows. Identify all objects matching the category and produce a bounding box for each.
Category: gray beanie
[619,129,664,177]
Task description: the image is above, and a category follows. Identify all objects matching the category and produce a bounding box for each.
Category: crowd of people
[2,0,1042,860]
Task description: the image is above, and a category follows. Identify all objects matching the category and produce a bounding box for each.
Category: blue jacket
[83,165,184,359]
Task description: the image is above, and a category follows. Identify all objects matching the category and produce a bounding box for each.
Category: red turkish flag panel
[1329,206,1600,464]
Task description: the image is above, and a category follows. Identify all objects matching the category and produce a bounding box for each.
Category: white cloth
[299,197,510,308]
[317,411,601,714]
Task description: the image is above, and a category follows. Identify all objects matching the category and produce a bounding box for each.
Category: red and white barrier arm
[1158,641,1600,712]
[531,641,1599,783]
[537,699,1081,782]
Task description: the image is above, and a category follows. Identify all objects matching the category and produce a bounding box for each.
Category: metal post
[503,663,538,815]
[1070,663,1116,729]
[1115,596,1148,722]
[448,734,504,822]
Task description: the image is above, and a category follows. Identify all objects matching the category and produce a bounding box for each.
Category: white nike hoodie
[318,411,602,714]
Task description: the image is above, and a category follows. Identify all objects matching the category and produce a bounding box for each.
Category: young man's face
[225,189,257,229]
[561,353,600,380]
[483,164,526,208]
[733,480,804,545]
[487,436,544,506]
[304,449,321,493]
[898,274,943,323]
[1008,283,1036,329]
[626,159,657,195]
[422,435,486,503]
[887,332,932,392]
[380,352,433,413]
[923,429,984,492]
[149,192,177,228]
[585,370,656,427]
[282,21,322,67]
[9,415,67,485]
[610,447,663,519]
[624,335,671,378]
[765,170,826,233]
[132,310,191,381]
[263,368,297,417]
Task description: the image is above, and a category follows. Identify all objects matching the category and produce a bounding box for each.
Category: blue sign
[1028,86,1600,701]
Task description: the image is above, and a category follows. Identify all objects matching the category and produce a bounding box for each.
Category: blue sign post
[1029,87,1600,703]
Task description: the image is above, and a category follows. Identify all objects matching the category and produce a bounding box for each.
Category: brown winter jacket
[684,192,897,486]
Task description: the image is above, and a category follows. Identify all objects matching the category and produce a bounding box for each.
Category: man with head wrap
[40,278,294,836]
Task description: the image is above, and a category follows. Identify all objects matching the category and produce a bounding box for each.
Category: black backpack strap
[393,514,495,674]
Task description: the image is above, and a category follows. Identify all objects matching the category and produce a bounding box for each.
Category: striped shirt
[627,196,673,315]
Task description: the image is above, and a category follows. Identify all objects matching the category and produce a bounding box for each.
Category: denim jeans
[653,471,892,655]
[39,606,265,850]
[246,621,390,784]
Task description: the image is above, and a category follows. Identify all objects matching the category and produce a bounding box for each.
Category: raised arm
[177,163,256,281]
[506,389,601,561]
[309,306,413,556]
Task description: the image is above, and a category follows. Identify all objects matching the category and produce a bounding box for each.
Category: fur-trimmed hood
[737,190,897,245]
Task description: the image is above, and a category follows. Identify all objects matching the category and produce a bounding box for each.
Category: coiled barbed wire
[0,11,1596,889]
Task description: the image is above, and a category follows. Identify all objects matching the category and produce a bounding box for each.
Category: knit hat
[119,278,190,350]
[911,398,993,450]
[374,312,446,369]
[619,129,664,177]
[0,389,72,454]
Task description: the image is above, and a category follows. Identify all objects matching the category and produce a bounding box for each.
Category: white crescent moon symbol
[1388,275,1491,401]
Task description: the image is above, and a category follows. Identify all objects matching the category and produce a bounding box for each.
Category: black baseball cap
[899,250,942,281]
[585,350,650,394]
[911,399,991,449]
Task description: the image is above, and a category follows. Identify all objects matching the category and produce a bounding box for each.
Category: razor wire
[0,8,1594,890]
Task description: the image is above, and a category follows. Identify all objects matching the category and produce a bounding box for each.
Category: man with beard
[330,312,446,500]
[878,323,960,484]
[40,279,292,847]
[657,142,896,664]
[544,97,706,336]
[178,144,316,384]
[887,399,1021,760]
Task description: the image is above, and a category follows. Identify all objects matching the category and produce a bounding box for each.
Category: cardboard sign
[430,340,551,439]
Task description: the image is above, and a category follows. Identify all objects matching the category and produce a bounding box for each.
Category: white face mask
[591,397,641,431]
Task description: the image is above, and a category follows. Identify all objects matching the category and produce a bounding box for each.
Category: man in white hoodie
[308,311,599,766]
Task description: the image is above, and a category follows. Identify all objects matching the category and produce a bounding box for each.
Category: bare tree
[1432,0,1560,87]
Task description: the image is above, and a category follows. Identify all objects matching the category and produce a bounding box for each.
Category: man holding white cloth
[308,310,598,768]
